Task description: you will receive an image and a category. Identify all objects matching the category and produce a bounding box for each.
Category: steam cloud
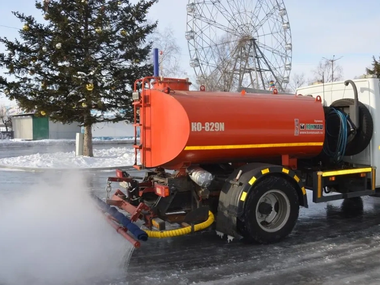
[0,171,133,285]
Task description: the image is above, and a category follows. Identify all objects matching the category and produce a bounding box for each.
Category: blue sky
[0,0,380,105]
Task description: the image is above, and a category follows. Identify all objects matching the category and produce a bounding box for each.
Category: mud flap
[216,180,244,239]
[216,164,273,239]
[183,206,209,224]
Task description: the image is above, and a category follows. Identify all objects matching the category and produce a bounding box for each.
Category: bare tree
[312,57,343,83]
[151,27,186,78]
[0,105,12,132]
[287,72,307,93]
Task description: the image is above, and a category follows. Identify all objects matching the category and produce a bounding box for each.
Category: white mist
[0,171,133,285]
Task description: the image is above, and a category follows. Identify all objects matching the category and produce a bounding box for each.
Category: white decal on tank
[191,122,225,132]
[298,123,324,135]
[294,118,299,136]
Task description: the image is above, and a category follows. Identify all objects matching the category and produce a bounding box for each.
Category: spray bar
[104,214,141,248]
[91,194,148,247]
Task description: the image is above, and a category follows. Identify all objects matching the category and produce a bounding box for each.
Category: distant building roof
[11,113,34,118]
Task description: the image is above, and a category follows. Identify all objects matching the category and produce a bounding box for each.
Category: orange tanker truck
[94,75,378,248]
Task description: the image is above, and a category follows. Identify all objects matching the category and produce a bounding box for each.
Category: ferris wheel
[186,0,292,92]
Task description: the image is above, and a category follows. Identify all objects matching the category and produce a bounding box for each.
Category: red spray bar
[104,214,141,248]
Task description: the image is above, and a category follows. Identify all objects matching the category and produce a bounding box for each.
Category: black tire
[331,99,373,156]
[239,175,299,244]
[341,197,363,218]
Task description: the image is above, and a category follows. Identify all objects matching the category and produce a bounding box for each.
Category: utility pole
[323,55,343,82]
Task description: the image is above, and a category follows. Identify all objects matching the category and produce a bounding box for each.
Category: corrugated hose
[144,211,215,238]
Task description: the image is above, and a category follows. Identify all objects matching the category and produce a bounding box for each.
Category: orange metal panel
[139,89,325,170]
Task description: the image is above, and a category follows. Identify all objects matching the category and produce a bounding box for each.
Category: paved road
[2,143,380,285]
[127,194,380,285]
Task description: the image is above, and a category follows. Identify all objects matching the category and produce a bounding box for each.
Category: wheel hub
[255,189,291,233]
[258,202,273,215]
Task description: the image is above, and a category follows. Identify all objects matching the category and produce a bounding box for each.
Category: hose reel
[323,81,373,162]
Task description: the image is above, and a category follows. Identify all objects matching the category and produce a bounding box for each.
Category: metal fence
[0,131,13,140]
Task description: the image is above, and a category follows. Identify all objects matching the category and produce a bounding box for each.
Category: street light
[322,55,342,82]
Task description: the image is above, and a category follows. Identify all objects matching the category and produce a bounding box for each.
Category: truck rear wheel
[240,176,299,243]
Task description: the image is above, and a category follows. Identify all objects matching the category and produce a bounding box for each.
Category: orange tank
[135,78,325,170]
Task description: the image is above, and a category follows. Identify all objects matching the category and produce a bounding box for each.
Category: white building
[12,114,81,140]
[92,121,135,138]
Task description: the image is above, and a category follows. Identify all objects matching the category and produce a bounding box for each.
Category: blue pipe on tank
[153,48,159,77]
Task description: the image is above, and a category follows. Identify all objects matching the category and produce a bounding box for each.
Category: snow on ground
[0,138,138,170]
[0,137,135,145]
[0,147,137,169]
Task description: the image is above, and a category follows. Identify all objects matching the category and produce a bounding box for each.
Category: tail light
[155,183,170,197]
